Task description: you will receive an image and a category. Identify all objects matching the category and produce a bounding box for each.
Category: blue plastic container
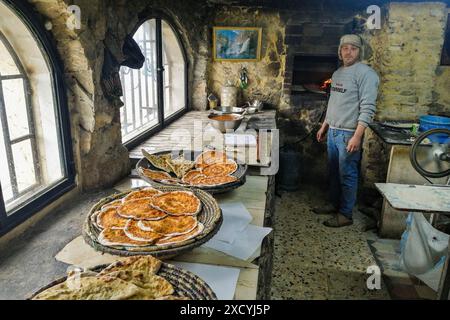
[419,115,450,143]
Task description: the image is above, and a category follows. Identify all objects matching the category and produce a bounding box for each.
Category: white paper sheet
[169,261,240,300]
[225,133,257,147]
[203,224,272,261]
[214,202,253,244]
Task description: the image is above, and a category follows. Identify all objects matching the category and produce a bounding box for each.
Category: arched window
[120,17,187,147]
[0,0,75,235]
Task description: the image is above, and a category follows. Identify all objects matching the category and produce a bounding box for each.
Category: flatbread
[34,256,177,300]
[32,275,159,300]
[98,228,153,247]
[99,256,162,276]
[157,178,182,185]
[182,170,204,184]
[117,198,167,220]
[150,191,202,216]
[124,219,163,243]
[202,161,238,176]
[96,207,129,229]
[103,270,174,297]
[142,149,173,173]
[167,157,195,178]
[140,168,173,181]
[195,150,229,169]
[155,223,204,246]
[138,215,198,236]
[190,175,237,187]
[101,199,124,210]
[124,188,163,201]
[189,174,208,185]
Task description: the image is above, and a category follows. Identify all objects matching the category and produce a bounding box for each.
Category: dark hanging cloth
[101,34,145,106]
[122,34,145,69]
[101,48,123,105]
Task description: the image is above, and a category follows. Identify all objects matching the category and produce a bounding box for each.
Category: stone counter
[129,110,277,157]
[53,174,276,300]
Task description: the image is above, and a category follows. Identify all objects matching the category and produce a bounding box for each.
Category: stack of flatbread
[141,149,239,188]
[91,187,204,248]
[183,150,239,187]
[32,256,189,300]
[142,149,195,179]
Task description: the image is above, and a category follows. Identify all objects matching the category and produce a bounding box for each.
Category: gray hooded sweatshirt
[325,62,380,131]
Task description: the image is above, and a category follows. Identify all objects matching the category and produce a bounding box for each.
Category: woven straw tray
[136,149,247,194]
[29,262,217,300]
[82,185,222,259]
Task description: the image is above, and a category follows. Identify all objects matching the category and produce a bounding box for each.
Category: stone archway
[103,0,210,112]
[26,0,214,191]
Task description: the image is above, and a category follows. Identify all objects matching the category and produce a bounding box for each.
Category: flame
[320,79,332,90]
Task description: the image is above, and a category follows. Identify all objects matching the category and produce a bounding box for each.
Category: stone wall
[361,2,450,192]
[27,0,213,190]
[208,6,286,109]
[432,65,450,114]
[29,0,130,191]
[103,0,212,111]
[363,2,449,120]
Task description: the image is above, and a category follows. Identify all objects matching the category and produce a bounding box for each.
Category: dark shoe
[323,213,353,228]
[312,204,338,215]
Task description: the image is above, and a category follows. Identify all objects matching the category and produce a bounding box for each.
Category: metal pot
[212,106,245,115]
[245,106,258,114]
[243,100,264,112]
[208,113,244,133]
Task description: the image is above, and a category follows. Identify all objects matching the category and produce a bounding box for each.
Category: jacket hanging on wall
[122,34,145,69]
[101,34,145,106]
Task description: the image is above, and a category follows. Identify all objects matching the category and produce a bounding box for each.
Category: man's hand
[317,123,329,142]
[346,135,362,153]
[346,123,366,152]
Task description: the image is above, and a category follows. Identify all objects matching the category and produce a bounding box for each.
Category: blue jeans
[327,128,362,219]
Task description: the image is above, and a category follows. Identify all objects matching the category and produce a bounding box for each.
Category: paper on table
[203,224,272,261]
[169,261,240,300]
[214,202,253,244]
[225,133,257,147]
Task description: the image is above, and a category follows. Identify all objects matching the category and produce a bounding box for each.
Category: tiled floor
[270,183,442,300]
[368,238,437,299]
[270,184,391,300]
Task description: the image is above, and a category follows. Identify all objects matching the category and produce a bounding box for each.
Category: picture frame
[213,27,262,62]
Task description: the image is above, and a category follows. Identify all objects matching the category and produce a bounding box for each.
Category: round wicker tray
[29,262,217,300]
[82,185,222,259]
[136,149,247,194]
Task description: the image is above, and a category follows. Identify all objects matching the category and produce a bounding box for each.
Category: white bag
[399,212,449,292]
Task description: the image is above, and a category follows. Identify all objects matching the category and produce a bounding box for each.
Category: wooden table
[375,183,450,300]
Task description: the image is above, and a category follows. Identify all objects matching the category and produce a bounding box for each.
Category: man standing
[314,34,380,227]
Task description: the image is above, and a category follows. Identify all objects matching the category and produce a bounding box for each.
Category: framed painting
[213,27,262,62]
